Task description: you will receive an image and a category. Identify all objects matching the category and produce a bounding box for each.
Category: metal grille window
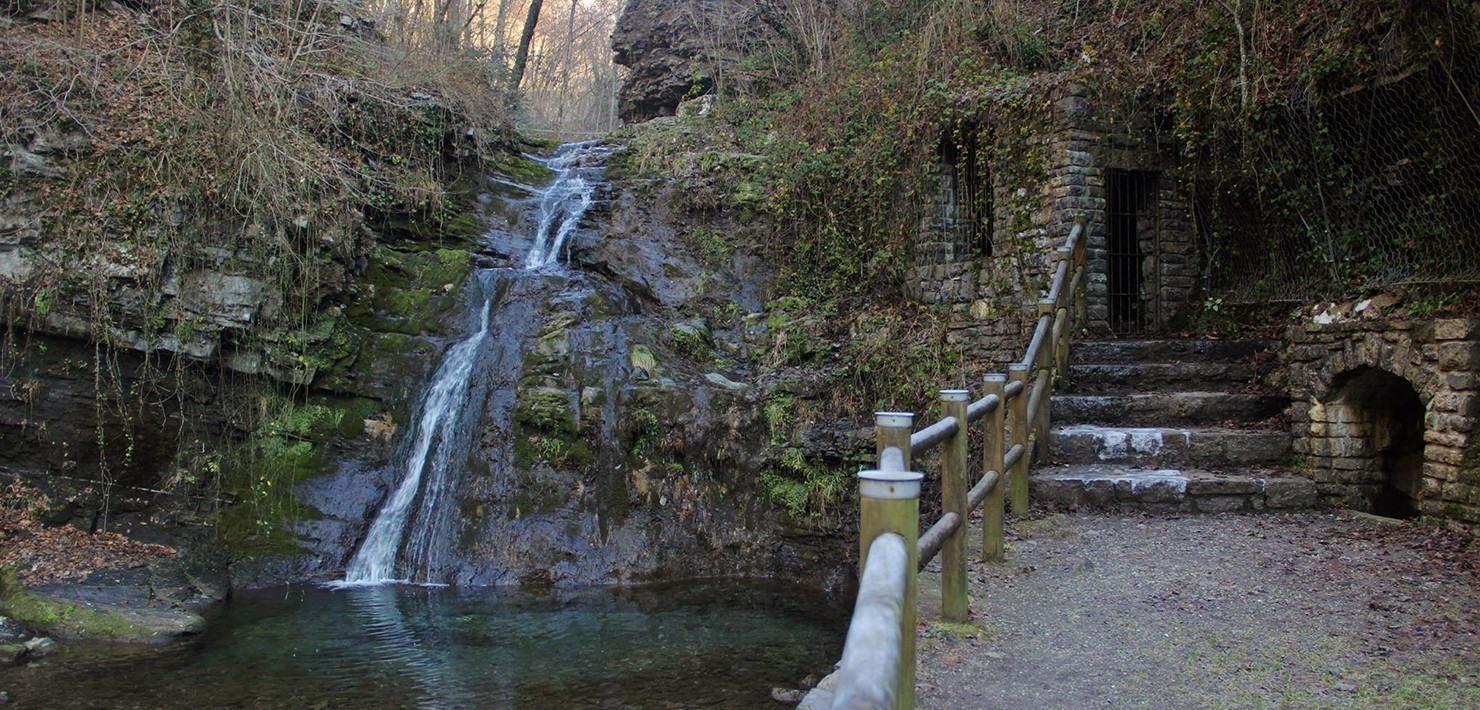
[936,128,992,261]
[1107,170,1158,334]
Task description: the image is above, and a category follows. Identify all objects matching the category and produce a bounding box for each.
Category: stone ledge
[1030,466,1320,513]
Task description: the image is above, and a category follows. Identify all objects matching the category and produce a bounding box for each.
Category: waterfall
[342,300,491,584]
[524,141,611,269]
[337,141,607,586]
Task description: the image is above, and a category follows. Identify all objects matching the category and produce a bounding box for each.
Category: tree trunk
[493,0,510,59]
[509,0,545,90]
[556,0,578,129]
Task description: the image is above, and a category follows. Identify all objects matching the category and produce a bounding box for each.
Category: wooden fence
[828,217,1086,710]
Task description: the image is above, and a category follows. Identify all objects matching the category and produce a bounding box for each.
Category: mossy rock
[356,246,474,336]
[525,313,578,376]
[517,387,577,436]
[0,573,206,644]
[493,151,554,186]
[318,330,439,415]
[629,344,661,379]
[669,321,713,363]
[514,387,594,470]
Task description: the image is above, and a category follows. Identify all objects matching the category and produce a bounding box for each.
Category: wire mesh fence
[1191,52,1480,305]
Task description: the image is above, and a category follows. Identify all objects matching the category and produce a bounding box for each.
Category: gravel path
[913,511,1480,709]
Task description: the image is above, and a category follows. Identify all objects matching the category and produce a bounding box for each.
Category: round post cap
[858,469,924,500]
[874,411,914,428]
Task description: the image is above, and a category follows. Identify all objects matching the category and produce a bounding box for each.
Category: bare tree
[510,0,545,89]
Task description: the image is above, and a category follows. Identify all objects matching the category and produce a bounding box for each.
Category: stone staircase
[1031,339,1320,513]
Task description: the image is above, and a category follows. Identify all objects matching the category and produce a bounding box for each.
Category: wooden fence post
[939,390,969,623]
[1073,217,1087,330]
[981,374,1006,562]
[859,468,923,710]
[875,411,914,473]
[1007,363,1030,515]
[1035,299,1055,463]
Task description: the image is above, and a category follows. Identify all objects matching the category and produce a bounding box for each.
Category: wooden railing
[828,217,1086,710]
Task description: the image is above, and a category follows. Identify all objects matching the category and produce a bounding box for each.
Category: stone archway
[1287,317,1479,523]
[1323,367,1426,518]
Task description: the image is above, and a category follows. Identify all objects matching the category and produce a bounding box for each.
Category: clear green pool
[1,581,845,709]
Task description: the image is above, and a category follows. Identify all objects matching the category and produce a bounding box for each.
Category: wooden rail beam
[1053,307,1070,385]
[966,393,1000,423]
[1021,315,1050,370]
[832,532,909,710]
[909,416,960,456]
[1072,217,1087,329]
[916,512,963,570]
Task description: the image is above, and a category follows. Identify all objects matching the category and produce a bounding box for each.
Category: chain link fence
[1192,50,1480,305]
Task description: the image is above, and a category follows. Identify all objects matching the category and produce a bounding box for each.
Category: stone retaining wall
[1287,315,1480,521]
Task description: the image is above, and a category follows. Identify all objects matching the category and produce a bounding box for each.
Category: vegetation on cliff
[0,0,523,553]
[607,0,1477,513]
[677,0,1477,304]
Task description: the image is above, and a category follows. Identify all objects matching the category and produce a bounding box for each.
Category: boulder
[611,0,790,122]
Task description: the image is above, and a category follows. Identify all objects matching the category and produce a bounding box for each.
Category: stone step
[1051,392,1288,426]
[1049,425,1292,468]
[1065,361,1264,393]
[1071,339,1280,365]
[1029,464,1319,513]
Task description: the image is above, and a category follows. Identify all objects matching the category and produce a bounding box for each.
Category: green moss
[0,572,156,640]
[514,387,593,470]
[493,151,554,185]
[765,394,796,446]
[629,344,660,377]
[762,447,850,519]
[276,311,364,375]
[627,407,663,457]
[307,395,382,440]
[361,246,474,336]
[669,323,712,363]
[214,396,340,557]
[517,388,576,436]
[439,211,487,251]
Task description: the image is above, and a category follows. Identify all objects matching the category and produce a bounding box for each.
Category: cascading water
[341,299,491,584]
[524,142,610,269]
[339,142,608,586]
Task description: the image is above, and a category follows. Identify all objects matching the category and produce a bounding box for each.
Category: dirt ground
[913,511,1480,709]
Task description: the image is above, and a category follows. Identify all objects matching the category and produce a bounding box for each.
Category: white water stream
[524,142,610,269]
[339,142,607,585]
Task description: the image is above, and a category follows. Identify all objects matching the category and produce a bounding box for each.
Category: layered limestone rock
[611,0,791,122]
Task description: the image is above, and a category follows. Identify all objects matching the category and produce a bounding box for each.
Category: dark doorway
[1107,170,1158,334]
[1330,367,1426,518]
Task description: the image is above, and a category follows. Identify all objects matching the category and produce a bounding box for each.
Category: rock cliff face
[4,124,857,595]
[611,0,789,122]
[239,146,855,591]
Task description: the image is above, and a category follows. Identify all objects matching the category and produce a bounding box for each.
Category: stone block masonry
[1287,314,1480,522]
[908,82,1203,357]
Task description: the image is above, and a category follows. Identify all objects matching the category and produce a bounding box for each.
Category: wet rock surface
[244,143,852,591]
[3,559,225,644]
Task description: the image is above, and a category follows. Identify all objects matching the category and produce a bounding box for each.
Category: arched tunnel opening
[1328,367,1426,519]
